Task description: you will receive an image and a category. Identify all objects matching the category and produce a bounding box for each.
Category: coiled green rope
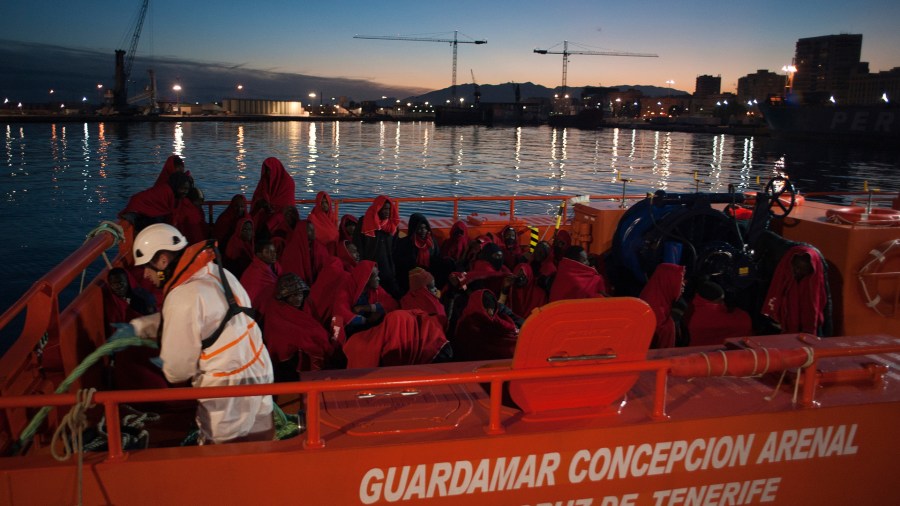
[15,336,158,453]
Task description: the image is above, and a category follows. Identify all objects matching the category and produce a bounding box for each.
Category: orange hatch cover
[510,297,655,418]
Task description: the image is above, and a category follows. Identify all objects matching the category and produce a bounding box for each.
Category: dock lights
[173,84,182,111]
[782,65,797,94]
[237,84,243,91]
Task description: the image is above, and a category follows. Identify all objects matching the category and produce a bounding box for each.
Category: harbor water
[2,119,899,325]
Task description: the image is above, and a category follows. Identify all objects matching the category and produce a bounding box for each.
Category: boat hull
[1,365,897,505]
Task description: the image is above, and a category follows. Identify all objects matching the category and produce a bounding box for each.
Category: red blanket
[343,310,447,368]
[639,263,685,348]
[308,191,339,252]
[453,289,519,361]
[548,257,607,302]
[240,256,282,313]
[281,219,330,286]
[251,157,295,212]
[508,263,547,319]
[212,194,247,245]
[263,298,335,369]
[360,195,399,237]
[762,245,827,334]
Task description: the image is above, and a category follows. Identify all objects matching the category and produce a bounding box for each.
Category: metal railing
[1,339,897,462]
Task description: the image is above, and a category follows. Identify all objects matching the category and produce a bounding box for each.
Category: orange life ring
[857,239,900,317]
[826,207,900,226]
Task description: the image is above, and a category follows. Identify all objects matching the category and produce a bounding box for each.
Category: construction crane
[353,31,486,100]
[113,0,151,111]
[534,40,657,95]
[470,69,481,105]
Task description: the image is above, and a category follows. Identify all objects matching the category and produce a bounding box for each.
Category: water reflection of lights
[739,137,754,190]
[173,123,185,157]
[308,121,319,165]
[610,128,620,183]
[514,127,522,181]
[235,125,248,191]
[333,121,342,187]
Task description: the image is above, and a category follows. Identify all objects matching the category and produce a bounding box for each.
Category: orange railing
[0,233,121,389]
[202,194,649,226]
[1,339,898,462]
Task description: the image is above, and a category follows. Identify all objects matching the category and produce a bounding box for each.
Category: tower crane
[534,40,657,95]
[353,31,486,100]
[113,0,152,112]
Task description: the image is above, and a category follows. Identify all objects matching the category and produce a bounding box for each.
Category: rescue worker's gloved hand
[108,323,136,341]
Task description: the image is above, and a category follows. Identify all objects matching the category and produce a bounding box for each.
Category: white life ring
[858,239,900,317]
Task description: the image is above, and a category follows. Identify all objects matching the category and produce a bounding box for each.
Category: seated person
[251,157,295,230]
[508,262,547,319]
[119,171,192,232]
[342,309,449,369]
[357,195,401,299]
[224,216,254,278]
[104,268,166,391]
[174,186,209,244]
[394,213,441,294]
[441,220,469,269]
[639,263,686,348]
[332,260,399,338]
[337,240,360,272]
[263,273,337,379]
[762,245,828,335]
[499,225,527,269]
[153,154,188,187]
[530,240,557,290]
[452,289,520,361]
[339,214,358,243]
[548,246,607,302]
[552,230,572,265]
[213,194,248,246]
[308,191,339,253]
[400,268,448,329]
[103,268,155,338]
[281,219,329,286]
[686,280,753,346]
[239,238,282,314]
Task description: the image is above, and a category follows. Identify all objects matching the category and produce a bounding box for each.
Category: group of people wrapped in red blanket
[108,155,829,385]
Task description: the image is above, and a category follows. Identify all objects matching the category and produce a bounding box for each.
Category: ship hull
[760,103,900,142]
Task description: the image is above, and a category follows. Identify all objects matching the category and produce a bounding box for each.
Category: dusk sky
[4,0,900,99]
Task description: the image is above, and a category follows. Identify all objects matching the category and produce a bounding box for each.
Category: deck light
[882,93,889,103]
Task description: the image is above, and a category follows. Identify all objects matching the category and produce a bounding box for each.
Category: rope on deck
[14,337,159,453]
[79,221,126,293]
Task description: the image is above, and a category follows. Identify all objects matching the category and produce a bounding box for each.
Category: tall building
[737,70,784,102]
[694,75,721,98]
[792,34,865,104]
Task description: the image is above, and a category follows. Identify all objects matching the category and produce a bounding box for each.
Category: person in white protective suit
[122,223,274,444]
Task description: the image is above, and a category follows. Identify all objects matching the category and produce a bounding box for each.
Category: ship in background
[760,97,899,142]
[760,34,900,143]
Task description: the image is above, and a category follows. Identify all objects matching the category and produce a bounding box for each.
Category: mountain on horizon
[398,83,690,105]
[1,40,689,105]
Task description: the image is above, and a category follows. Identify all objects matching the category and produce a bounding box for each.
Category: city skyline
[3,0,900,102]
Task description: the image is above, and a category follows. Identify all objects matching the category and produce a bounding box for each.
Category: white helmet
[133,223,188,266]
